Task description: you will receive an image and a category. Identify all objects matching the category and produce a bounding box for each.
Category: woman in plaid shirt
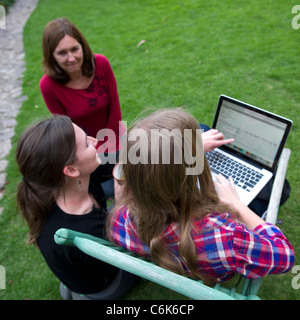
[108,109,294,284]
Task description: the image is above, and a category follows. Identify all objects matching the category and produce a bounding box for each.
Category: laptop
[206,95,293,205]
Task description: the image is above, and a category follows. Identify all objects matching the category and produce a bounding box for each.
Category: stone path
[0,0,38,214]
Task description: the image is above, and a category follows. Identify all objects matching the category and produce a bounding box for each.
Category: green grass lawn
[0,0,299,300]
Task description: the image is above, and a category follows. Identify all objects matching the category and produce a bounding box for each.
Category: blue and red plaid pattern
[109,207,294,281]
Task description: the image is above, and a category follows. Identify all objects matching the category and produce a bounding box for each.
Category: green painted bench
[54,148,291,300]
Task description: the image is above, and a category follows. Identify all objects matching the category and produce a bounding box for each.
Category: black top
[37,171,118,294]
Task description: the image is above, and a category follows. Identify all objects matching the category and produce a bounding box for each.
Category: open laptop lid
[212,95,293,172]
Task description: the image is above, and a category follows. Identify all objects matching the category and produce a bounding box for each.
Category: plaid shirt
[109,207,294,281]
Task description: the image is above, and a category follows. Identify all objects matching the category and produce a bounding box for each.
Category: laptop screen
[213,95,292,171]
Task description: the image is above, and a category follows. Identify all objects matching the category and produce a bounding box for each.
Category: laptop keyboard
[206,150,263,192]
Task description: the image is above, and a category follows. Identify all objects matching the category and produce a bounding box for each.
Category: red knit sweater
[40,54,122,151]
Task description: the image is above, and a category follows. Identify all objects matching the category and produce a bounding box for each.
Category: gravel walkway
[0,0,38,214]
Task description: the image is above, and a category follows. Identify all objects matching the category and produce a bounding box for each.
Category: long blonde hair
[111,108,229,282]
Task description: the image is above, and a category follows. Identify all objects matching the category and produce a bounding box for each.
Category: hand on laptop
[214,174,239,206]
[202,129,234,152]
[214,174,265,229]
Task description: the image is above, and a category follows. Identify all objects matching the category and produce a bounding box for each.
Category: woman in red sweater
[40,18,123,197]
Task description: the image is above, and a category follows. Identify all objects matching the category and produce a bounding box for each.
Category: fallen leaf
[137,40,146,47]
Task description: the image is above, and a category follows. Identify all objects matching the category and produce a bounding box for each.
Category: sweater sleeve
[40,75,67,116]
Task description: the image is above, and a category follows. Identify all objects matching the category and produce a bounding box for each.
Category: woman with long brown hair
[16,115,136,299]
[109,108,294,284]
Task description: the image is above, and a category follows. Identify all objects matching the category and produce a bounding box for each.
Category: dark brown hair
[42,18,95,84]
[16,115,76,245]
